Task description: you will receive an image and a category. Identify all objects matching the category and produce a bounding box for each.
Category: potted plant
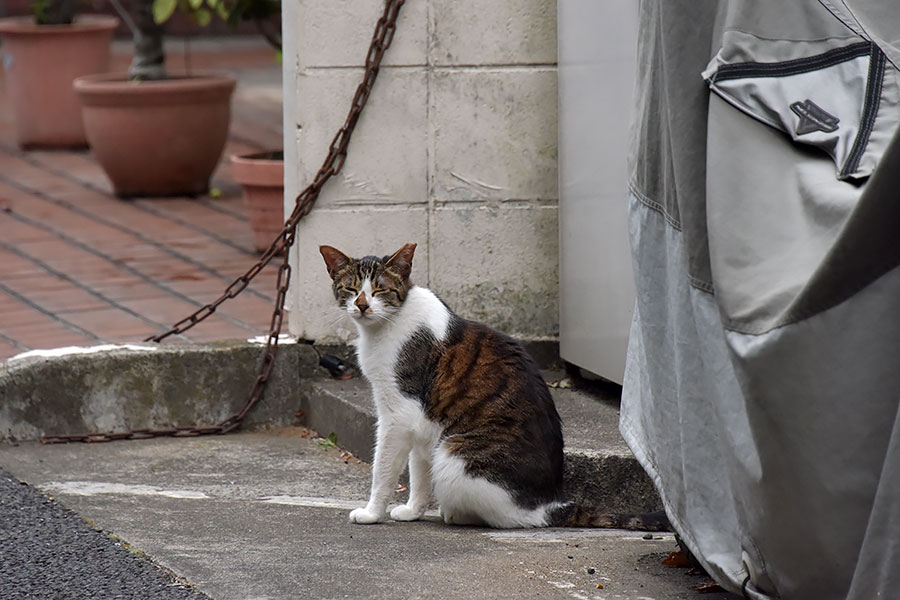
[0,0,117,148]
[142,0,284,248]
[230,149,284,252]
[73,0,238,197]
[160,0,287,252]
[151,0,284,251]
[223,0,283,253]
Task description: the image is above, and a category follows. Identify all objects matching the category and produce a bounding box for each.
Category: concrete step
[301,377,662,516]
[1,340,661,515]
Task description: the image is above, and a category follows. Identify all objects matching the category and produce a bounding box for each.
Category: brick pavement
[0,39,286,362]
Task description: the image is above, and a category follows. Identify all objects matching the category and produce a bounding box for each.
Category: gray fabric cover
[621,1,900,598]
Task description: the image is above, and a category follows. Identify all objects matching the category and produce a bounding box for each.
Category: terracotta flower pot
[231,151,285,253]
[0,15,117,149]
[74,71,236,198]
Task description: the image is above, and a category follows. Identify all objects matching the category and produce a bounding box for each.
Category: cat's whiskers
[371,311,399,326]
[322,309,352,330]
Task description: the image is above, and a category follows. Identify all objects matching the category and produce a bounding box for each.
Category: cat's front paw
[390,504,425,522]
[349,507,384,524]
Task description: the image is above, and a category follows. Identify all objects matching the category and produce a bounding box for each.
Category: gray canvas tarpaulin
[621,1,900,598]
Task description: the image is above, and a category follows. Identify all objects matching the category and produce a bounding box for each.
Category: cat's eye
[372,287,397,297]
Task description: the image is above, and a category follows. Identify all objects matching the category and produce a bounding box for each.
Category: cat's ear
[319,245,352,279]
[385,243,416,280]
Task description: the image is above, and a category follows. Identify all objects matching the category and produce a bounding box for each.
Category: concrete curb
[1,341,661,514]
[0,340,318,442]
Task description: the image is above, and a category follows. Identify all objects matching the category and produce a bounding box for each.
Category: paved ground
[0,468,207,599]
[0,39,284,361]
[0,428,737,600]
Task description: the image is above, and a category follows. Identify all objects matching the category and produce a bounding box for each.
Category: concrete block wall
[283,0,558,344]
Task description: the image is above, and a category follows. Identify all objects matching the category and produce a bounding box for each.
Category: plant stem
[106,0,140,38]
[57,0,77,25]
[127,0,167,80]
[254,18,282,52]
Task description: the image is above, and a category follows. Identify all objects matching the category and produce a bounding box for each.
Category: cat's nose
[354,292,370,314]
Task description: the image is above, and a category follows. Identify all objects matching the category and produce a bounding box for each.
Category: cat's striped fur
[319,243,667,530]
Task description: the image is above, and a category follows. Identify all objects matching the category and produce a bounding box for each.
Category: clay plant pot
[74,71,236,198]
[230,150,285,253]
[0,15,117,148]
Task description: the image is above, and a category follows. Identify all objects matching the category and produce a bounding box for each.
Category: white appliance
[557,0,639,383]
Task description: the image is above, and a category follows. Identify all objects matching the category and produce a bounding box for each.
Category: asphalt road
[0,468,207,600]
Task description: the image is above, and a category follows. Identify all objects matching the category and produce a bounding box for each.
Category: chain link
[40,0,406,445]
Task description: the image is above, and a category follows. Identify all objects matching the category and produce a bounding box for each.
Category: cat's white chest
[355,334,401,388]
[353,286,450,408]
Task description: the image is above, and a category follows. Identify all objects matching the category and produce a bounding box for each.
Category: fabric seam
[710,41,871,82]
[629,186,717,294]
[628,181,683,232]
[721,27,860,45]
[842,46,886,176]
[690,276,715,295]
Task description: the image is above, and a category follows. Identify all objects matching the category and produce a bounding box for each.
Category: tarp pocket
[703,32,896,180]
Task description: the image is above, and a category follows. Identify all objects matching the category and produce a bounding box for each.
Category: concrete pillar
[283,0,558,344]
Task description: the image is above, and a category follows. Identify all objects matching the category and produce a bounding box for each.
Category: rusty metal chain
[40,0,406,444]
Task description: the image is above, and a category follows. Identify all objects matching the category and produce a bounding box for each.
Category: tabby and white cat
[320,243,664,529]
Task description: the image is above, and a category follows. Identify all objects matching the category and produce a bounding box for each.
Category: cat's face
[319,243,416,326]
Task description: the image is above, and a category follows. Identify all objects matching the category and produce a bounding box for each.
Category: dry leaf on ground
[662,550,692,568]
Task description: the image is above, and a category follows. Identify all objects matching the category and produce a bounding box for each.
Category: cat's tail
[548,502,670,531]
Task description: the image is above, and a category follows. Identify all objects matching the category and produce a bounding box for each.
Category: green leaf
[195,7,212,26]
[152,0,178,24]
[213,0,230,19]
[189,0,203,10]
[318,432,338,450]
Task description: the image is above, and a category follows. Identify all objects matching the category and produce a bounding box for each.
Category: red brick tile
[90,281,173,302]
[12,241,131,285]
[0,209,54,244]
[0,317,97,350]
[104,332,168,344]
[117,296,219,328]
[183,316,263,342]
[9,331,100,350]
[54,307,155,339]
[215,296,281,331]
[165,280,277,310]
[0,281,74,301]
[0,339,25,362]
[0,307,56,329]
[4,283,109,314]
[0,43,286,350]
[0,245,48,279]
[27,150,114,194]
